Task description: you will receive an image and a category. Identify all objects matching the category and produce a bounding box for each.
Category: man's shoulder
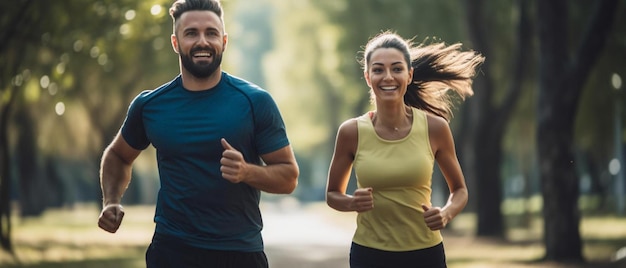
[134,76,181,103]
[222,72,269,96]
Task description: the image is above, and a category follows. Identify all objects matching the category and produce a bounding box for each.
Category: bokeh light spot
[55,102,65,116]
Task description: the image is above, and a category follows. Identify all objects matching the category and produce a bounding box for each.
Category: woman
[325,31,484,268]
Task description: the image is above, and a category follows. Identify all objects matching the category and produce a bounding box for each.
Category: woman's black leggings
[350,242,446,268]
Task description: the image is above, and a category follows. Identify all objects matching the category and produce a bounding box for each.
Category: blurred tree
[464,0,531,238]
[536,0,620,262]
[0,0,40,254]
[0,0,176,253]
[574,2,626,208]
[228,0,273,88]
[260,0,344,197]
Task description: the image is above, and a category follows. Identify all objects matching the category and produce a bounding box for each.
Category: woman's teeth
[381,86,397,91]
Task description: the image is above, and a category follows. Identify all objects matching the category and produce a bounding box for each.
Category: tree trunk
[537,119,582,261]
[465,0,531,237]
[536,0,619,262]
[15,108,45,217]
[474,126,504,236]
[0,85,19,254]
[0,119,12,253]
[0,0,35,254]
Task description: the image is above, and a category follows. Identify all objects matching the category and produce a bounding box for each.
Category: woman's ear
[364,70,372,88]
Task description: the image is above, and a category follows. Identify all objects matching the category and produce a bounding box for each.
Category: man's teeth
[194,52,212,57]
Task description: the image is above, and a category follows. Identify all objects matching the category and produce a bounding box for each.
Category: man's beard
[179,46,222,79]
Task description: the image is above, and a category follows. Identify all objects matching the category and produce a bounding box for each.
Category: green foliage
[0,0,623,252]
[0,1,182,218]
[1,0,178,155]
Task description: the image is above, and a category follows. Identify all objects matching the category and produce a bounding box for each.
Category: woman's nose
[383,70,393,80]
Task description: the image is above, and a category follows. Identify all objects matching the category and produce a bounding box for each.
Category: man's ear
[171,34,179,54]
[222,33,228,52]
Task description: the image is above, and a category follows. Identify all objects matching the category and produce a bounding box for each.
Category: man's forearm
[100,148,133,205]
[244,162,298,194]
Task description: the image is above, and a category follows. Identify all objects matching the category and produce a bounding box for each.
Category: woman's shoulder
[425,112,451,135]
[338,117,359,135]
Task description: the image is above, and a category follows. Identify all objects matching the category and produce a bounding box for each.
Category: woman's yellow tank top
[352,107,442,251]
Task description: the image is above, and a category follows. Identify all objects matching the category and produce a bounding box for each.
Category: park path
[261,198,354,268]
[257,198,626,268]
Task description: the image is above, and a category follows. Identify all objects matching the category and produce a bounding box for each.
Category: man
[97,0,299,267]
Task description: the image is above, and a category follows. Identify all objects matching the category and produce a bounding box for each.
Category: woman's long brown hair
[361,31,485,121]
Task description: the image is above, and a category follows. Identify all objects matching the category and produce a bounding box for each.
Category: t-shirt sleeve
[253,91,289,155]
[120,90,151,150]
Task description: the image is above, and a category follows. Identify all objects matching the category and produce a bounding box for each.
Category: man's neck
[181,68,222,91]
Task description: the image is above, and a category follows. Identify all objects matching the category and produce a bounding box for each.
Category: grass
[0,204,154,268]
[0,202,625,268]
[442,213,626,267]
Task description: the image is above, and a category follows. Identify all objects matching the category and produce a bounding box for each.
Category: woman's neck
[373,104,411,131]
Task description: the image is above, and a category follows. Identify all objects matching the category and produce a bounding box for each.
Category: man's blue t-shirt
[120,72,289,252]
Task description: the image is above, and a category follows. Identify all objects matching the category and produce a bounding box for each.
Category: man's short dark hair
[169,0,224,33]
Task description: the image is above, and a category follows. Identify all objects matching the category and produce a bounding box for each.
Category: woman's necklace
[372,111,408,133]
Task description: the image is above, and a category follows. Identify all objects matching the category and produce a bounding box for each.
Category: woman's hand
[422,204,449,231]
[352,188,374,212]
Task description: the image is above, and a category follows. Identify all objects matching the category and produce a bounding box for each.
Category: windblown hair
[360,31,485,121]
[169,0,224,33]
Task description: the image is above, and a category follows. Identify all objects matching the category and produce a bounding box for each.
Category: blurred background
[0,0,625,267]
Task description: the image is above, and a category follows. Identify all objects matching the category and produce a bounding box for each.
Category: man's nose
[198,34,210,45]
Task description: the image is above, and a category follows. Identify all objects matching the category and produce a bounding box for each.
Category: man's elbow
[283,178,298,194]
[283,167,299,194]
[271,175,297,194]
